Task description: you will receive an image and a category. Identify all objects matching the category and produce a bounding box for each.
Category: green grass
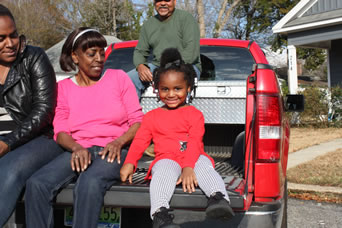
[287,149,342,188]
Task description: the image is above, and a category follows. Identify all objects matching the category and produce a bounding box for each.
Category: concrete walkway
[287,138,342,195]
[288,183,342,195]
[287,138,342,169]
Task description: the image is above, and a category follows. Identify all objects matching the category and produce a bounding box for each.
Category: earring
[155,90,161,102]
[186,93,191,104]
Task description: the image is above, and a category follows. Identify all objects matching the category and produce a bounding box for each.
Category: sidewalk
[287,138,342,195]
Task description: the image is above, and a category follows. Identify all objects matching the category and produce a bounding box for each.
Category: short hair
[60,27,107,72]
[153,48,197,102]
[0,4,15,23]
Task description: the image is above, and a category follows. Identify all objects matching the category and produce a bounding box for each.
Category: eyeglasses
[155,0,171,3]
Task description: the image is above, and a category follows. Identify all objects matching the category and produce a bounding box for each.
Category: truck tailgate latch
[217,86,230,95]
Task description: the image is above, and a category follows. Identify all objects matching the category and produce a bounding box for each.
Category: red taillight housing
[255,95,282,162]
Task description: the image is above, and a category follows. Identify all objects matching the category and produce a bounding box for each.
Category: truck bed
[55,80,247,210]
[55,155,245,209]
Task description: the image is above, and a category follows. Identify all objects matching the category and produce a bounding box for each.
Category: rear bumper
[234,200,284,228]
[56,184,284,227]
[171,199,285,228]
[11,196,284,228]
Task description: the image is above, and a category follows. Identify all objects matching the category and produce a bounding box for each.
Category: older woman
[0,4,62,226]
[24,27,143,228]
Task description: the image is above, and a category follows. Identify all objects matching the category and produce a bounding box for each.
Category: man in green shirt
[129,0,201,98]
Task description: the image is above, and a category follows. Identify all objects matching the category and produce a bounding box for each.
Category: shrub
[329,86,342,127]
[299,86,329,127]
[284,85,329,127]
[285,85,342,128]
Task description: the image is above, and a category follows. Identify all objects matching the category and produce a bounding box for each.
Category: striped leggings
[150,155,229,218]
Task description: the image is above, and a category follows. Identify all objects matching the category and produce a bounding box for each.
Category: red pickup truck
[10,38,303,228]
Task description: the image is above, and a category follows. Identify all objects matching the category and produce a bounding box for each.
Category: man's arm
[133,25,153,81]
[180,12,201,65]
[133,25,150,69]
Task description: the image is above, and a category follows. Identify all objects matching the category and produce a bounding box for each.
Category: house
[272,0,342,94]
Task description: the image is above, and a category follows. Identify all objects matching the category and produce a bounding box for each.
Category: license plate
[64,206,121,228]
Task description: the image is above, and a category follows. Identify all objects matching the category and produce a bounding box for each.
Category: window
[103,47,135,73]
[103,45,255,81]
[200,46,255,81]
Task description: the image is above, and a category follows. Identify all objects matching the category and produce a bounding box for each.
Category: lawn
[287,127,342,203]
[289,127,342,153]
[287,149,342,188]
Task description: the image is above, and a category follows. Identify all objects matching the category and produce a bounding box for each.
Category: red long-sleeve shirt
[124,105,214,179]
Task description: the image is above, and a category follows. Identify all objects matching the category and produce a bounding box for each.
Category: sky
[131,0,151,8]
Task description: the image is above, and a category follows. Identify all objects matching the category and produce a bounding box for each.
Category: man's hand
[0,140,9,157]
[137,64,153,82]
[120,163,135,183]
[176,167,198,193]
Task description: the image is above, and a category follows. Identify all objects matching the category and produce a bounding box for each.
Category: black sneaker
[152,207,180,228]
[206,192,235,220]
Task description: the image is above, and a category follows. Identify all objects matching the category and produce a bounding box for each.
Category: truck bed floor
[56,155,245,209]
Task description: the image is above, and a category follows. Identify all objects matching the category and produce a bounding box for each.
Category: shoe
[206,192,235,220]
[152,207,180,228]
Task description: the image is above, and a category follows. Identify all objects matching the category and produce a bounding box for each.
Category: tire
[281,179,288,228]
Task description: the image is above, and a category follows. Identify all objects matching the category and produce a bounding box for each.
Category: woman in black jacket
[0,4,62,226]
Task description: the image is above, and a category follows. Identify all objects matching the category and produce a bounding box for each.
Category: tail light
[255,94,282,162]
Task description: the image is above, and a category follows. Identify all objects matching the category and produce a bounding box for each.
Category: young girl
[120,48,234,228]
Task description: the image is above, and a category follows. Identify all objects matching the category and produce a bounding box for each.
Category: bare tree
[212,0,242,38]
[112,0,117,36]
[2,0,71,49]
[81,0,142,40]
[196,0,206,37]
[53,0,91,29]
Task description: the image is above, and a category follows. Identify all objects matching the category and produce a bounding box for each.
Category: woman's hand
[56,132,91,172]
[0,140,9,157]
[176,167,198,193]
[99,138,125,164]
[120,163,135,183]
[71,146,91,172]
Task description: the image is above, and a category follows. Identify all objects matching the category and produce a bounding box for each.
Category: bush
[285,85,342,128]
[329,86,342,127]
[299,86,329,127]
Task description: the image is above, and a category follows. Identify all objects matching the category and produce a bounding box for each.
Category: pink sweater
[53,69,143,148]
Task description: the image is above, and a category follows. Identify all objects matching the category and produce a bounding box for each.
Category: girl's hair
[60,27,107,72]
[0,4,15,23]
[153,48,197,102]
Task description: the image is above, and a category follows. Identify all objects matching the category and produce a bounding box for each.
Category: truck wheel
[281,179,288,228]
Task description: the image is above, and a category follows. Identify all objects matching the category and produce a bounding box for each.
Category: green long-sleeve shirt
[133,9,201,71]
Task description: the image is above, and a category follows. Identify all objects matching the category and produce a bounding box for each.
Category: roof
[46,35,121,74]
[273,0,342,34]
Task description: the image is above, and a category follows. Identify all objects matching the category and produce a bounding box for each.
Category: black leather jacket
[1,42,57,150]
